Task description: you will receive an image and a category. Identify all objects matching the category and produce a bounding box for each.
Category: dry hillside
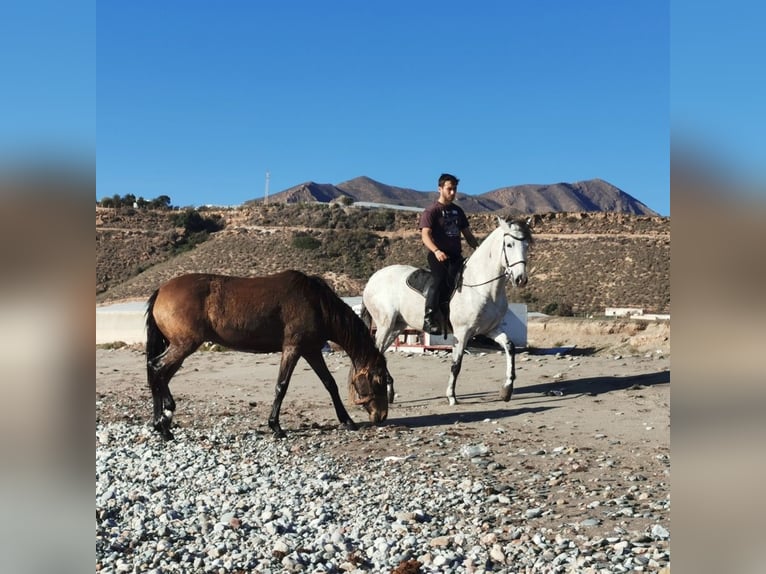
[96,204,669,315]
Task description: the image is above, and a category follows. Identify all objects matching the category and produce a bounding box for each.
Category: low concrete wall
[96,300,529,347]
[605,307,644,317]
[390,303,528,351]
[502,303,528,347]
[96,301,147,344]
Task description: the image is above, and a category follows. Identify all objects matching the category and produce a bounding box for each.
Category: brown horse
[145,270,391,439]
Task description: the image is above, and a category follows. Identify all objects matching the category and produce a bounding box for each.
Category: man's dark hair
[438,173,459,188]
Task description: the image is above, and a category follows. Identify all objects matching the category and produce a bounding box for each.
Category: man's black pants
[426,252,462,312]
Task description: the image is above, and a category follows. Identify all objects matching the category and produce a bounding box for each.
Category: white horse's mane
[470,217,519,260]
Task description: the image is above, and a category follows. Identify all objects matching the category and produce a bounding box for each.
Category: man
[419,173,479,334]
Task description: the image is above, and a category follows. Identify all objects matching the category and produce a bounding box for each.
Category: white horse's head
[495,216,531,287]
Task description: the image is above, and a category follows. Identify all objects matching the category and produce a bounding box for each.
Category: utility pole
[264,170,270,205]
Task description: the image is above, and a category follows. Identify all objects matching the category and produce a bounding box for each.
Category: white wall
[96,301,147,344]
[96,300,529,347]
[605,307,644,317]
[502,303,528,347]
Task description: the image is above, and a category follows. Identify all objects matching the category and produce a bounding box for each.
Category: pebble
[96,422,670,572]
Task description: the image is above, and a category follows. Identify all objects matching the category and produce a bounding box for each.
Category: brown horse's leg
[147,364,176,440]
[147,343,195,440]
[302,349,358,431]
[268,347,301,439]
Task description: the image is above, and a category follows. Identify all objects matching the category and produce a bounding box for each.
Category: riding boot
[423,284,441,334]
[423,308,439,334]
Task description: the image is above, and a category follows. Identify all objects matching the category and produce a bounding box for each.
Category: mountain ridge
[249,176,658,216]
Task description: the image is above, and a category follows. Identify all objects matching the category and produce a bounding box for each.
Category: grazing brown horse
[145,270,391,439]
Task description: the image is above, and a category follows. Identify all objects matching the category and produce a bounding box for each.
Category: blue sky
[1,1,95,164]
[96,1,671,215]
[671,0,766,194]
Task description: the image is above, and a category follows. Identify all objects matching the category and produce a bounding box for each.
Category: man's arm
[422,228,448,262]
[462,228,479,250]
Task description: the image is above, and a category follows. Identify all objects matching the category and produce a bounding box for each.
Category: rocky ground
[96,318,670,573]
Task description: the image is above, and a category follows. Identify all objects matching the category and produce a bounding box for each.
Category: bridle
[351,367,386,406]
[462,232,527,288]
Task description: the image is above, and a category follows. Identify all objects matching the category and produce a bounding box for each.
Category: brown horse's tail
[145,289,168,365]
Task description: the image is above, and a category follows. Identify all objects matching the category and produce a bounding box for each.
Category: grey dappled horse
[360,217,531,405]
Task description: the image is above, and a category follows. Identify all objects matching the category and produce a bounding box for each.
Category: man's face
[439,180,457,204]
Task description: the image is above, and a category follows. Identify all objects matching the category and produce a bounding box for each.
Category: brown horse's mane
[306,274,380,367]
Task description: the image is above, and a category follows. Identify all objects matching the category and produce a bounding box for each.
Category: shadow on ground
[517,370,670,397]
[384,405,554,429]
[525,346,602,356]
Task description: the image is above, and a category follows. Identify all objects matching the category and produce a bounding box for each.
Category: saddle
[405,268,463,334]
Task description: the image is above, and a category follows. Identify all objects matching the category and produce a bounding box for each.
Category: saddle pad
[405,268,433,298]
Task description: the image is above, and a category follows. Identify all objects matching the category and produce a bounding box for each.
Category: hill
[96,204,670,316]
[250,176,658,216]
[481,179,655,215]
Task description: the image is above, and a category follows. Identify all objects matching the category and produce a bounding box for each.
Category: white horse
[360,217,531,405]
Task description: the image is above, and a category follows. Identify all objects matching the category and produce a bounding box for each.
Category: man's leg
[424,252,445,334]
[440,257,463,324]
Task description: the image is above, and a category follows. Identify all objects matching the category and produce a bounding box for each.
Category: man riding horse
[419,173,479,334]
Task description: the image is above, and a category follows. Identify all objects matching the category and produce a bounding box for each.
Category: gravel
[96,422,670,573]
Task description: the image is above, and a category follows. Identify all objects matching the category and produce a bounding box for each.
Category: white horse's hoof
[500,384,514,402]
[447,396,457,407]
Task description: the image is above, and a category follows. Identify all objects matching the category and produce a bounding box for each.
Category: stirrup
[423,318,440,335]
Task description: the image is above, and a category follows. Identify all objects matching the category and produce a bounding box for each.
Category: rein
[462,233,527,288]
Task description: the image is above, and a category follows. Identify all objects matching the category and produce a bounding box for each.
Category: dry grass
[96,205,669,315]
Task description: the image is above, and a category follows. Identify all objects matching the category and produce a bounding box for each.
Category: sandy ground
[96,317,670,539]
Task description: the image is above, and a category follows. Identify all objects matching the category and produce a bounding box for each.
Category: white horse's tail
[358,302,373,330]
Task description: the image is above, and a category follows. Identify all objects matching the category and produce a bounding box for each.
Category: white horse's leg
[446,338,468,406]
[490,330,516,401]
[373,318,401,403]
[377,327,401,354]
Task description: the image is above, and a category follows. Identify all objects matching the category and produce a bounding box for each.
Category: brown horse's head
[348,357,390,424]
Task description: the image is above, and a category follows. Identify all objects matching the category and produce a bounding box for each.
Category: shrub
[97,341,128,349]
[292,233,321,250]
[172,209,225,233]
[542,301,574,316]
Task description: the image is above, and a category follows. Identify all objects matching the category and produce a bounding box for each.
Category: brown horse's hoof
[268,417,288,439]
[343,420,359,431]
[154,421,175,441]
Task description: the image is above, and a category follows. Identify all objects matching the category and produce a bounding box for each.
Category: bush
[172,209,225,233]
[292,233,321,250]
[368,210,396,231]
[542,301,574,316]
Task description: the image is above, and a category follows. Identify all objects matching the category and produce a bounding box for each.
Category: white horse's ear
[496,215,506,226]
[526,216,532,227]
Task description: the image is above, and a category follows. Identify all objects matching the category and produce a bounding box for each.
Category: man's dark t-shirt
[419,201,469,258]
